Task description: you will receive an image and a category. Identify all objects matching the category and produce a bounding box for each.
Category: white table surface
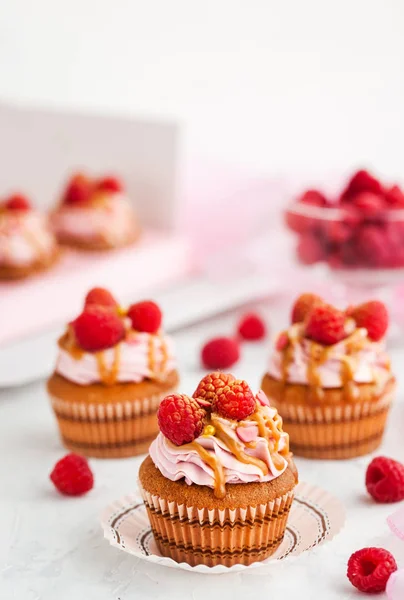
[2,306,404,600]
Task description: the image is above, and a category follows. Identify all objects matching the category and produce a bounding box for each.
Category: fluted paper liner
[50,388,176,458]
[100,482,345,572]
[271,389,394,459]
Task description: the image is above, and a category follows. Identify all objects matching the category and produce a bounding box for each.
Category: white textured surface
[1,305,404,599]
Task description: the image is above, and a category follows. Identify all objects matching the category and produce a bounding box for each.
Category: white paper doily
[100,481,345,574]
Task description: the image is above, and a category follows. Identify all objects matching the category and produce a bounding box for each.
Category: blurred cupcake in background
[47,288,179,458]
[0,193,59,280]
[261,294,395,459]
[50,173,139,251]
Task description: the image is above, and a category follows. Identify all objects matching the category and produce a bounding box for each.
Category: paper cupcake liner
[101,481,345,573]
[273,389,393,459]
[138,484,294,567]
[50,387,176,458]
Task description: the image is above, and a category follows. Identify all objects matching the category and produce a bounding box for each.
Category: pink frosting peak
[0,211,56,267]
[149,401,289,490]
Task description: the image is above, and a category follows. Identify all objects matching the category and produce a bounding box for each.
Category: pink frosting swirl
[50,194,137,246]
[56,332,176,385]
[0,211,56,267]
[268,323,391,389]
[149,402,289,488]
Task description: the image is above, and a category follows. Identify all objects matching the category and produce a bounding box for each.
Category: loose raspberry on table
[4,194,32,211]
[348,300,388,341]
[201,337,240,369]
[214,379,256,421]
[128,300,162,334]
[50,453,94,496]
[340,169,383,202]
[237,313,266,341]
[63,173,92,205]
[96,176,123,193]
[72,306,125,351]
[193,372,235,405]
[296,233,325,265]
[366,456,404,503]
[305,303,346,345]
[347,547,397,593]
[158,394,206,445]
[84,287,118,309]
[291,293,323,324]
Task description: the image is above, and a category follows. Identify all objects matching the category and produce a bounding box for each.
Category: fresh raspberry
[276,331,289,351]
[298,189,328,206]
[291,293,323,324]
[305,303,346,345]
[96,176,123,193]
[201,337,240,369]
[348,301,388,341]
[356,226,391,267]
[158,394,206,445]
[385,185,404,207]
[214,379,256,421]
[63,173,92,205]
[296,233,325,265]
[4,194,32,211]
[72,306,125,351]
[284,209,316,234]
[353,192,386,216]
[84,287,118,309]
[365,456,404,503]
[340,169,383,202]
[127,300,162,333]
[323,220,353,244]
[347,547,397,593]
[237,313,266,341]
[193,372,235,405]
[50,453,94,496]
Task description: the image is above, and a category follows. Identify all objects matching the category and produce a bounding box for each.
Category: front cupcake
[50,173,139,250]
[0,194,59,280]
[262,294,395,459]
[47,288,179,458]
[139,372,298,567]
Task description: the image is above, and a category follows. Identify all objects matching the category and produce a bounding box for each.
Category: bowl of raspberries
[285,169,404,281]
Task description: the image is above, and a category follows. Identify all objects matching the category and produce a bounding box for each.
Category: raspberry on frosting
[347,547,397,594]
[201,337,240,369]
[291,293,323,324]
[214,379,256,421]
[50,453,94,496]
[158,394,206,446]
[128,300,162,334]
[193,372,235,405]
[4,194,32,211]
[84,287,119,310]
[366,456,404,503]
[305,303,347,346]
[348,300,388,342]
[96,176,123,193]
[72,306,125,352]
[63,173,93,206]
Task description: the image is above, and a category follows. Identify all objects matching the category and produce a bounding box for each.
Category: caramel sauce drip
[58,330,84,360]
[182,440,226,498]
[159,334,169,373]
[148,336,156,374]
[95,344,121,386]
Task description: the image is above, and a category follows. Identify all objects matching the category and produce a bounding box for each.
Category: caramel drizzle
[95,344,121,386]
[148,336,156,374]
[58,330,84,360]
[181,440,226,498]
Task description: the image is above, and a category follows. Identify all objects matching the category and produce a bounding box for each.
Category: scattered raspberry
[96,176,123,193]
[214,379,256,420]
[237,313,266,341]
[127,300,162,333]
[291,293,323,324]
[84,287,118,309]
[296,233,325,265]
[385,185,404,207]
[353,192,385,216]
[347,547,397,593]
[201,337,240,369]
[63,173,92,205]
[298,189,328,206]
[72,306,125,351]
[50,453,94,496]
[305,303,346,345]
[193,372,235,405]
[4,194,32,211]
[276,332,289,351]
[348,301,388,341]
[341,169,383,202]
[365,456,404,503]
[158,394,206,445]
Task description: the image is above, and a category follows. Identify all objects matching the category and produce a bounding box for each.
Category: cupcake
[50,173,139,250]
[262,294,395,459]
[47,288,178,458]
[0,193,59,280]
[139,372,298,567]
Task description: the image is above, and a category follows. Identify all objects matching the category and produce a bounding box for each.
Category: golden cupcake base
[0,246,60,281]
